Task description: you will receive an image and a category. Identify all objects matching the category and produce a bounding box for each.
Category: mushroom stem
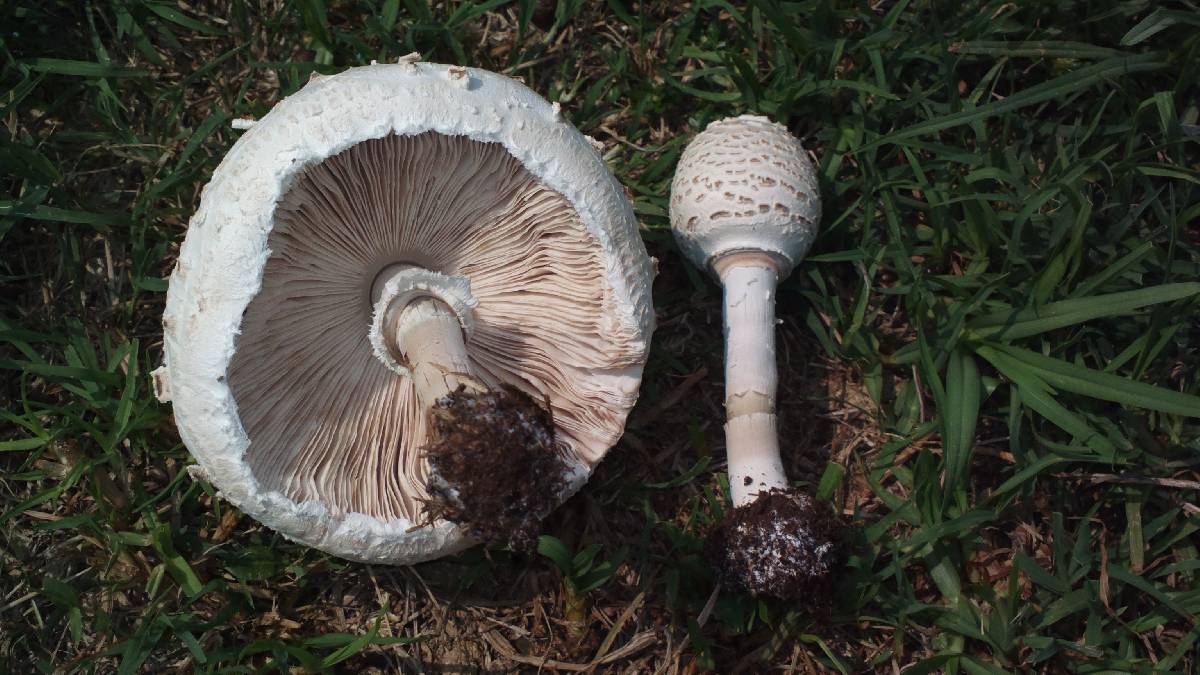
[369,264,483,405]
[671,115,841,601]
[715,252,789,507]
[370,266,572,551]
[389,297,484,409]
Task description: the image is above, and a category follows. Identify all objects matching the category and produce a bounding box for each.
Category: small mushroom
[670,115,841,600]
[158,62,655,564]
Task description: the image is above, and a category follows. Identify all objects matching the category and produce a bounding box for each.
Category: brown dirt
[706,488,845,603]
[423,384,571,553]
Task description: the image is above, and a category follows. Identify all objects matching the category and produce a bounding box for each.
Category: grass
[2,0,1199,671]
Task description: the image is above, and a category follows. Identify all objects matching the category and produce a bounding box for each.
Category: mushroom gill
[227,132,642,522]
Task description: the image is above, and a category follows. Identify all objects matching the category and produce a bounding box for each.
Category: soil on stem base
[706,489,844,602]
[423,384,570,553]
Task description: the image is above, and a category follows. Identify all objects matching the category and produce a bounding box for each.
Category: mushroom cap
[669,115,821,276]
[158,63,654,564]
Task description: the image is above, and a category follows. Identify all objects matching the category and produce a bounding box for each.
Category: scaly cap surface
[669,115,821,276]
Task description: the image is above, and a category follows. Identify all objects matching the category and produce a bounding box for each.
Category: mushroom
[669,115,841,600]
[155,61,655,564]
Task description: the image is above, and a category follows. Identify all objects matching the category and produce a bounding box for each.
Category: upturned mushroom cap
[156,62,654,564]
[669,115,821,275]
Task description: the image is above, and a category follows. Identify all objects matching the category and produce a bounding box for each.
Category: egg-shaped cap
[669,115,820,276]
[158,62,654,564]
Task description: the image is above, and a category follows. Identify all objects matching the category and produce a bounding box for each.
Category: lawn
[2,0,1199,672]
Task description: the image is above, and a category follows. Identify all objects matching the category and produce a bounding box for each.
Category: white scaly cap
[154,61,655,564]
[669,115,821,276]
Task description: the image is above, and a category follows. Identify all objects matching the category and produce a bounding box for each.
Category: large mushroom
[154,59,655,564]
[670,115,841,600]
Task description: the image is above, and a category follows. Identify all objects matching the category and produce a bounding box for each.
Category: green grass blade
[941,348,981,506]
[144,3,228,36]
[976,346,1116,455]
[0,436,50,452]
[150,524,204,598]
[987,343,1200,418]
[948,40,1122,60]
[858,55,1164,152]
[22,58,148,78]
[1120,9,1200,46]
[0,202,123,228]
[968,283,1200,340]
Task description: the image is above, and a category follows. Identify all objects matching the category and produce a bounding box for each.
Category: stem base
[706,488,843,602]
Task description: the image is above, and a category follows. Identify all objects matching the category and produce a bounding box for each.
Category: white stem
[716,253,788,506]
[388,297,483,410]
[371,266,483,410]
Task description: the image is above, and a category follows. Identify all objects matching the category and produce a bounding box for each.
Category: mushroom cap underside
[160,63,654,564]
[233,131,640,523]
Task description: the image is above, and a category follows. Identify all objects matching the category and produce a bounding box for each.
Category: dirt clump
[706,489,844,602]
[423,384,570,553]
